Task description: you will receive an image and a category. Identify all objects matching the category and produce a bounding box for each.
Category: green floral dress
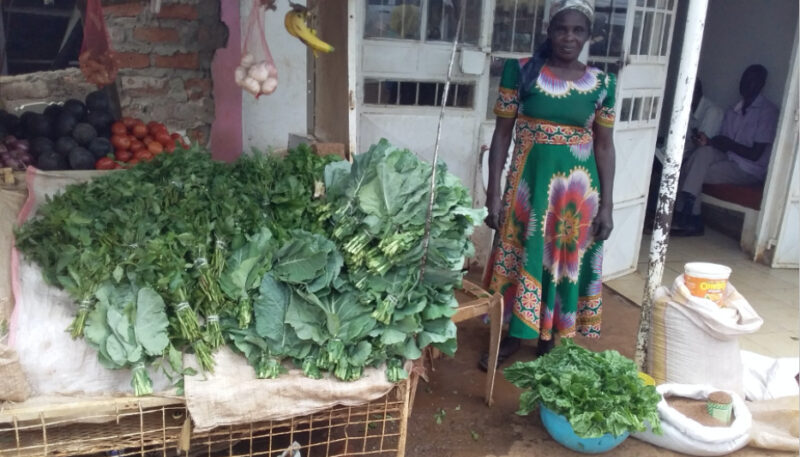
[483,59,616,341]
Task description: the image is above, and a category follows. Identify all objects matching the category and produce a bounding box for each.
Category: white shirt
[690,96,725,138]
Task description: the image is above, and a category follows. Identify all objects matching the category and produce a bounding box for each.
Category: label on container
[707,400,732,424]
[684,275,727,305]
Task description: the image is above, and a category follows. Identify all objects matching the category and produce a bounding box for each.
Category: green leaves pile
[504,339,662,438]
[15,139,484,396]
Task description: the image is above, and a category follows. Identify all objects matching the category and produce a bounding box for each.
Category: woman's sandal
[478,337,521,372]
[536,338,555,357]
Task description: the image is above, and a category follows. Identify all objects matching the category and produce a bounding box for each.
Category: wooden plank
[0,396,184,425]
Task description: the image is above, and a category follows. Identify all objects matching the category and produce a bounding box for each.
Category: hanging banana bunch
[284,3,334,56]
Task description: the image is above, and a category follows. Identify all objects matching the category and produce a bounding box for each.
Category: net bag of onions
[236,0,279,97]
[79,0,119,87]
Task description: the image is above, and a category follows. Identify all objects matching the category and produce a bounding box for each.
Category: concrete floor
[606,228,799,357]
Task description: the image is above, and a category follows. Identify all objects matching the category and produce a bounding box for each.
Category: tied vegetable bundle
[14,139,484,395]
[504,339,662,439]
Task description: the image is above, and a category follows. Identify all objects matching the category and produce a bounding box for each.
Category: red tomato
[115,149,132,162]
[143,135,155,146]
[133,150,154,161]
[121,117,137,129]
[130,140,145,152]
[111,122,127,136]
[111,134,131,150]
[164,141,176,153]
[148,122,167,135]
[155,132,172,147]
[132,124,148,139]
[95,157,116,170]
[147,142,164,154]
[126,158,140,167]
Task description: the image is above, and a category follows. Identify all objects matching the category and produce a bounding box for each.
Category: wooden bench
[701,183,763,250]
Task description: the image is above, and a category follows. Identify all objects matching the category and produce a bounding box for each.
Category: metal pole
[635,0,709,371]
[419,0,465,278]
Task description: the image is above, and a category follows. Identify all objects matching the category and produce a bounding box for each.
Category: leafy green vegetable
[15,139,484,393]
[504,339,662,438]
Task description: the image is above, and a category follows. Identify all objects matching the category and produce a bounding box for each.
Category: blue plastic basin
[539,405,629,454]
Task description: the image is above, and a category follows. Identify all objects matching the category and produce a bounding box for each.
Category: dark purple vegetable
[19,153,33,166]
[56,137,79,155]
[37,151,68,170]
[4,135,18,145]
[15,139,30,153]
[0,144,7,154]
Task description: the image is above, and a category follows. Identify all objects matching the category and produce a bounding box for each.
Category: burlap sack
[1,182,26,323]
[0,342,31,402]
[1,177,30,402]
[748,396,800,452]
[184,347,403,433]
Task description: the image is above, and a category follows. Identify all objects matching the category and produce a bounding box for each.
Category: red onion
[4,135,17,145]
[19,153,33,166]
[0,144,7,154]
[14,139,29,153]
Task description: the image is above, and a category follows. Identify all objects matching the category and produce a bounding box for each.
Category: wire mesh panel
[0,379,412,457]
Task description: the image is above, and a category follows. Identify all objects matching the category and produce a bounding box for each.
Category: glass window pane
[427,0,482,45]
[486,57,506,119]
[650,12,664,55]
[639,11,654,55]
[636,0,645,6]
[647,0,655,7]
[365,0,422,40]
[651,97,660,119]
[456,83,474,107]
[364,79,381,103]
[620,98,632,122]
[419,82,438,106]
[656,0,666,9]
[398,81,418,105]
[632,97,642,121]
[660,14,672,56]
[642,97,653,120]
[492,0,545,53]
[630,11,643,56]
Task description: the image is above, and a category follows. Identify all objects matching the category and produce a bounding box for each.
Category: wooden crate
[0,377,414,457]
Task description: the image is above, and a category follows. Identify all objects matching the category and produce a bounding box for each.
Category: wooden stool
[452,280,503,406]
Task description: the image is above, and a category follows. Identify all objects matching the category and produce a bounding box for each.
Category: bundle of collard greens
[504,339,662,438]
[14,139,484,395]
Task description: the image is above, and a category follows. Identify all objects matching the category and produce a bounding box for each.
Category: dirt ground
[405,286,794,457]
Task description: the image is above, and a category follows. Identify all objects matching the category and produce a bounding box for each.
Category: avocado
[63,99,87,121]
[85,90,110,113]
[88,137,113,159]
[55,137,79,155]
[72,123,97,146]
[28,114,53,139]
[87,110,114,137]
[68,147,95,170]
[37,151,69,170]
[30,137,55,158]
[54,113,78,138]
[43,104,63,120]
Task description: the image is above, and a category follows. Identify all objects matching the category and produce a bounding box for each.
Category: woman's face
[548,10,590,63]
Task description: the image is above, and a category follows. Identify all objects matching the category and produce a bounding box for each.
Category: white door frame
[754,32,800,267]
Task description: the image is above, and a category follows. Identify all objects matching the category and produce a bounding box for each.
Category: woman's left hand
[592,206,614,241]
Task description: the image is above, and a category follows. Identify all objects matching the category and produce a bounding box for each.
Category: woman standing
[480,0,616,370]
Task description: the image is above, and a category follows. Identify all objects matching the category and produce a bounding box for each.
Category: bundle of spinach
[504,339,662,438]
[15,139,484,394]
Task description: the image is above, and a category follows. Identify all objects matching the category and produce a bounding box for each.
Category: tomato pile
[99,117,188,170]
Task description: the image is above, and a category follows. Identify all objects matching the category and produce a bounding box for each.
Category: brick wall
[104,0,227,144]
[0,0,227,145]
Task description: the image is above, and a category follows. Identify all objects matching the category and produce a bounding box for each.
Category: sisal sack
[10,168,172,396]
[183,347,404,433]
[648,276,764,398]
[0,340,31,402]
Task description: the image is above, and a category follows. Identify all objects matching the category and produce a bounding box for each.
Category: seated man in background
[672,64,779,237]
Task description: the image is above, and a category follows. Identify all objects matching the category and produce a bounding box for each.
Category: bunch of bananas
[284,4,334,55]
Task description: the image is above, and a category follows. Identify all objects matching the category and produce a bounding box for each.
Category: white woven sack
[648,276,763,397]
[632,383,752,456]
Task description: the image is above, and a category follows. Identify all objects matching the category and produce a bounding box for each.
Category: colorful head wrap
[548,0,595,23]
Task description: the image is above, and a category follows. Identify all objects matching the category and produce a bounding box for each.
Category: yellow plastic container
[684,262,731,306]
[638,372,656,386]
